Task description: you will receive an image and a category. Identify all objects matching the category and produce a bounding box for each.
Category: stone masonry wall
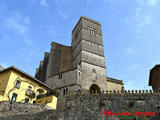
[45,68,78,89]
[64,91,159,120]
[0,101,50,117]
[45,42,72,82]
[0,110,64,120]
[1,91,160,120]
[59,46,72,73]
[80,62,107,92]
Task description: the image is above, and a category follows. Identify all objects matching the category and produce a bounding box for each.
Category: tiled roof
[0,66,53,90]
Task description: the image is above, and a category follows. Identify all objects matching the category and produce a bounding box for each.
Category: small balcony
[25,89,34,97]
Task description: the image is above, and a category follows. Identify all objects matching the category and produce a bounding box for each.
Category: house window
[15,80,20,89]
[79,72,81,77]
[26,86,32,95]
[59,74,62,79]
[28,86,32,90]
[25,98,29,103]
[11,93,17,103]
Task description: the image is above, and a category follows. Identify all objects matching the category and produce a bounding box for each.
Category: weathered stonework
[1,92,159,120]
[1,110,64,120]
[64,91,159,120]
[0,101,50,117]
[35,16,122,97]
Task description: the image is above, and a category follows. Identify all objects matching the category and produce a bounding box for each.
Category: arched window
[90,84,101,94]
[15,77,21,89]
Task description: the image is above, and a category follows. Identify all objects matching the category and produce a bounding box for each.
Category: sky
[0,0,160,90]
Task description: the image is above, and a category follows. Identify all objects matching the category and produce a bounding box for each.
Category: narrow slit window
[63,89,65,95]
[59,74,62,79]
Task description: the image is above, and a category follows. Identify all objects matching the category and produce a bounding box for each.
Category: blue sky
[0,0,160,90]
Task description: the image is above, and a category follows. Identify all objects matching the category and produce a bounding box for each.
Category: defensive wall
[1,90,160,120]
[64,90,159,120]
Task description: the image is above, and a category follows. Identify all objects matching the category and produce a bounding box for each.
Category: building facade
[107,77,124,92]
[149,64,160,92]
[35,16,124,95]
[0,66,57,109]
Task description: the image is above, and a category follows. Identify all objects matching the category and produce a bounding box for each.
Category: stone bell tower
[71,16,107,92]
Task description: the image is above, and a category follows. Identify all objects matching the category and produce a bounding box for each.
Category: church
[35,16,124,95]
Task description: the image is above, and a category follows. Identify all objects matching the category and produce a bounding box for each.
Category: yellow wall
[0,69,57,109]
[36,95,57,109]
[107,81,123,92]
[0,71,11,95]
[2,70,47,103]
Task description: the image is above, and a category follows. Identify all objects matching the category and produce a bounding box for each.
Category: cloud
[18,48,38,64]
[138,15,153,27]
[40,0,48,7]
[5,16,27,35]
[125,0,158,33]
[124,47,134,54]
[134,0,159,34]
[147,0,158,6]
[61,14,69,19]
[137,0,160,7]
[53,0,70,19]
[1,9,32,46]
[136,15,154,33]
[57,8,69,19]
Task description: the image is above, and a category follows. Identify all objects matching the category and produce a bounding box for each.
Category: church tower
[35,16,124,97]
[71,16,107,92]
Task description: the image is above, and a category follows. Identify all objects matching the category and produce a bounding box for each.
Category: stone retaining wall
[64,92,159,120]
[1,92,160,120]
[0,101,50,117]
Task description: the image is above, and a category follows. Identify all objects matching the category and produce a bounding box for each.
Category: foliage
[37,89,59,99]
[2,117,6,120]
[52,89,59,97]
